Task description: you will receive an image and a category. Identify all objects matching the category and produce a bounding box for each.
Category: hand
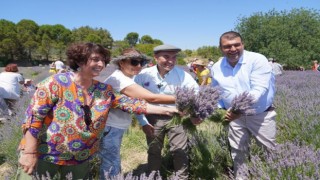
[165,107,179,116]
[224,108,241,121]
[19,152,38,175]
[142,124,154,137]
[190,117,202,125]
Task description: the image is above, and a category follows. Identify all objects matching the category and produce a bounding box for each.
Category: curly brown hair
[66,42,111,71]
[5,63,19,72]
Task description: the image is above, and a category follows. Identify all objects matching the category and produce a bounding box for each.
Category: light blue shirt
[135,65,199,122]
[210,50,275,114]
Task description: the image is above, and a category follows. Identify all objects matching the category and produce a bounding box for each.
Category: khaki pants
[228,110,277,178]
[146,114,189,180]
[15,159,90,180]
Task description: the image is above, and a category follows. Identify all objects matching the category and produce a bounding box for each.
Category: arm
[135,114,154,137]
[18,131,38,175]
[112,94,178,116]
[22,77,58,136]
[249,57,272,101]
[200,75,208,86]
[121,83,175,104]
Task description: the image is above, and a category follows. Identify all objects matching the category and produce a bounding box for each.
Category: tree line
[0,8,319,69]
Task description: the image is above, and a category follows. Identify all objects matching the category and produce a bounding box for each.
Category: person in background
[0,63,24,115]
[269,58,283,76]
[311,60,319,71]
[210,31,277,179]
[49,60,67,74]
[55,60,67,73]
[193,58,212,86]
[100,48,176,178]
[135,44,200,180]
[16,42,178,180]
[207,58,214,69]
[22,79,37,95]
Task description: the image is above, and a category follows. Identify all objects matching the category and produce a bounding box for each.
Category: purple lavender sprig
[230,91,256,115]
[170,86,221,133]
[192,86,220,119]
[208,91,256,125]
[174,87,196,112]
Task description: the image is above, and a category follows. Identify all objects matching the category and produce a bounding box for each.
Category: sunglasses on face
[129,59,147,67]
[81,105,92,127]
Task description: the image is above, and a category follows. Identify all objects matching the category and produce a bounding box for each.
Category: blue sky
[0,0,318,50]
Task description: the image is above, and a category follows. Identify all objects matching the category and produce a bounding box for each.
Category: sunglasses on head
[81,105,92,127]
[129,59,147,67]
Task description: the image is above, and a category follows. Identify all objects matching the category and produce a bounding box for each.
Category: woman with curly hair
[16,43,178,179]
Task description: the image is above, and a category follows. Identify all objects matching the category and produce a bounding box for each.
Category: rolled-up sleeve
[22,77,58,138]
[112,93,147,115]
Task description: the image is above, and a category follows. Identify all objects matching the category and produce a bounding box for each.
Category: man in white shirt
[135,44,199,179]
[211,31,277,178]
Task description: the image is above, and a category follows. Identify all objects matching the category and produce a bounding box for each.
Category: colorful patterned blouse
[20,72,147,165]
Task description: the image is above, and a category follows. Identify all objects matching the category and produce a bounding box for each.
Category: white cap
[55,61,65,70]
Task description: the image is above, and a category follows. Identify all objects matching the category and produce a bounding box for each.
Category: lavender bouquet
[208,91,256,125]
[170,86,220,132]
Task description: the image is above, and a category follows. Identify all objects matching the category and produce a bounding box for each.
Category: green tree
[38,33,52,60]
[135,44,156,57]
[124,32,139,47]
[184,49,193,57]
[71,26,113,48]
[235,8,320,69]
[0,19,18,61]
[196,46,221,61]
[111,40,130,57]
[140,35,154,44]
[16,19,39,61]
[153,39,163,45]
[50,24,72,60]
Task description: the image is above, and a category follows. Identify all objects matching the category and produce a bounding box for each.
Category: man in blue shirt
[135,44,199,179]
[210,31,277,178]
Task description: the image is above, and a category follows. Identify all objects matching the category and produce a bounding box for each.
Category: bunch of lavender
[208,91,256,125]
[170,86,220,133]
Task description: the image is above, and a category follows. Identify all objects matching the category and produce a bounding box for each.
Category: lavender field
[0,67,319,179]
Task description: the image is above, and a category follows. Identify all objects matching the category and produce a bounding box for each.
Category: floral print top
[20,72,147,165]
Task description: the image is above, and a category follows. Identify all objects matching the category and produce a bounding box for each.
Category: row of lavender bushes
[0,69,319,179]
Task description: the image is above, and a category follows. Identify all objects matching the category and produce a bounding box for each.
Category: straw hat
[193,59,207,66]
[111,48,152,65]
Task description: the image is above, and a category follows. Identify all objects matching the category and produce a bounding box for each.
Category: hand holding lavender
[170,86,220,132]
[208,91,256,125]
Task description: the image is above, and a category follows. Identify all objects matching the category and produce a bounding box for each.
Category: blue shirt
[210,50,275,114]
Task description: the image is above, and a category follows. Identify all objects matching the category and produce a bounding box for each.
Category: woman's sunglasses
[81,105,92,127]
[129,59,148,67]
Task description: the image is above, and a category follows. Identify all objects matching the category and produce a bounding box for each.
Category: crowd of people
[0,30,318,179]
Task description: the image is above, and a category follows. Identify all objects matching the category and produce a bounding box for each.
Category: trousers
[228,110,277,178]
[146,114,189,180]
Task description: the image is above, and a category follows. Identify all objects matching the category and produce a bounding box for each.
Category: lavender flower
[192,86,220,119]
[170,86,220,133]
[208,91,256,124]
[174,87,196,112]
[230,91,256,115]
